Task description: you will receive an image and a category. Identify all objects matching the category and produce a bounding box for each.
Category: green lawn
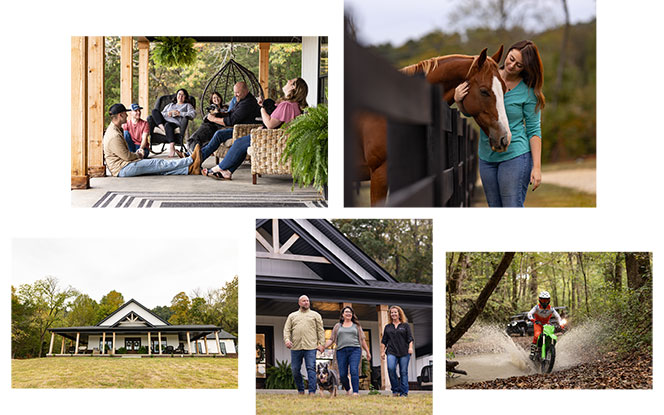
[12,357,237,388]
[256,393,432,415]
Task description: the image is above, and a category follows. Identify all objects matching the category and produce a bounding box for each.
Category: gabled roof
[256,219,399,286]
[96,298,171,327]
[110,311,155,327]
[205,329,237,340]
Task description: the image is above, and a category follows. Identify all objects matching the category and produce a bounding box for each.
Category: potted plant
[153,37,198,67]
[282,104,328,196]
[265,359,296,389]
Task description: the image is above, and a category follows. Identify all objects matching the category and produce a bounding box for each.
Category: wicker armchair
[247,128,291,184]
[214,123,263,164]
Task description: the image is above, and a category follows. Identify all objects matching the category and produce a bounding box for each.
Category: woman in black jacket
[380,305,414,397]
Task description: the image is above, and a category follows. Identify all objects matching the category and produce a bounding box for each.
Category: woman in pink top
[201,78,308,180]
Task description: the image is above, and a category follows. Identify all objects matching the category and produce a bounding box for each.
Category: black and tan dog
[316,362,339,397]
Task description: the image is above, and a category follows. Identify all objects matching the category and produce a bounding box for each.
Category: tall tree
[446,252,515,348]
[219,276,239,337]
[67,294,99,327]
[625,252,651,290]
[151,305,173,322]
[96,290,125,323]
[169,292,191,325]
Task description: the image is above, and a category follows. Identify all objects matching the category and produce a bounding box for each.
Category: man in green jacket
[283,295,325,395]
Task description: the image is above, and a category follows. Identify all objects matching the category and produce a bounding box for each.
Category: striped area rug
[92,191,327,208]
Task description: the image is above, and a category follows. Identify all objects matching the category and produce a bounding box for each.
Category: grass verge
[12,357,237,388]
[256,393,432,415]
[473,182,595,207]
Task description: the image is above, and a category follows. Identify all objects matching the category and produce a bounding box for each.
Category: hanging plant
[153,37,198,67]
[282,104,328,193]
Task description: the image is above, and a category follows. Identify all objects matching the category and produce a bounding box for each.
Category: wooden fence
[344,36,479,207]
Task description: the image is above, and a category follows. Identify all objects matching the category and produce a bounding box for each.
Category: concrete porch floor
[71,154,326,208]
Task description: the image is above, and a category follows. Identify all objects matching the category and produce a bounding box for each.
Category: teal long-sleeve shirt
[479,80,541,163]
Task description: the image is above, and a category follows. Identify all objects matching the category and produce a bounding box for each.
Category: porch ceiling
[144,36,303,43]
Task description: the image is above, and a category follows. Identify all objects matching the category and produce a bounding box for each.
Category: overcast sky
[345,0,597,46]
[12,238,238,309]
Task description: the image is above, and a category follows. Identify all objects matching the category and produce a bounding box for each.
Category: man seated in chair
[122,103,150,156]
[194,81,261,158]
[103,103,202,177]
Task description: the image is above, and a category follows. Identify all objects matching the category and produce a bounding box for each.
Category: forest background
[346,0,596,164]
[11,276,238,359]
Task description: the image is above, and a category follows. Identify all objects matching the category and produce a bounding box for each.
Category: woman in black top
[380,305,414,396]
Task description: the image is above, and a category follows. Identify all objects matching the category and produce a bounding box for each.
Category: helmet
[538,291,551,308]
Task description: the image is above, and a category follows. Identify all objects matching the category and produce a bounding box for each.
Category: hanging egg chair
[200,58,264,115]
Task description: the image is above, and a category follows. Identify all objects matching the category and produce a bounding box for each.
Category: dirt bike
[530,322,557,373]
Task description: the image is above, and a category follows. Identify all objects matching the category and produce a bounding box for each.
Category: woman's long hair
[339,306,360,325]
[285,78,309,110]
[389,305,408,323]
[172,88,190,104]
[505,40,546,111]
[209,91,222,105]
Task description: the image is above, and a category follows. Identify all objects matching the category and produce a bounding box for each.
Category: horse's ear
[491,45,504,64]
[477,48,488,68]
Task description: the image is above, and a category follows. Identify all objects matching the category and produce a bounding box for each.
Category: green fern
[265,359,297,389]
[282,104,328,193]
[153,37,197,67]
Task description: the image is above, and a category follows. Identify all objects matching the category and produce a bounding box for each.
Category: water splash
[554,320,607,370]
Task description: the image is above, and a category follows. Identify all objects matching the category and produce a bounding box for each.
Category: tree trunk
[577,252,590,315]
[625,252,651,289]
[613,252,623,290]
[446,252,515,349]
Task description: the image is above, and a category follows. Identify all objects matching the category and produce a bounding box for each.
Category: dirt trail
[543,168,595,194]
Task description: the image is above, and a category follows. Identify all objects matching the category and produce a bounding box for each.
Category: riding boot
[529,343,537,360]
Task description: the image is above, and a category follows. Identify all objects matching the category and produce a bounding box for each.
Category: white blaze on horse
[355,46,512,206]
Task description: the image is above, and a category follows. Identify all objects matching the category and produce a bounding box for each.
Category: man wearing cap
[103,103,202,177]
[122,103,150,155]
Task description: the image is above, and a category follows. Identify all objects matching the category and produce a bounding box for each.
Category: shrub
[265,359,296,389]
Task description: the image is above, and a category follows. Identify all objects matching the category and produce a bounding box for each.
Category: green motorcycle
[530,322,557,373]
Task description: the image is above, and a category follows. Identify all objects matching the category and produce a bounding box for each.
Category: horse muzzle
[489,128,511,153]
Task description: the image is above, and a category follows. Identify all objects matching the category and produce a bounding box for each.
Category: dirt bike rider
[527,291,561,359]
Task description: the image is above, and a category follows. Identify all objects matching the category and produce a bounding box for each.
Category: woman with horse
[455,40,545,207]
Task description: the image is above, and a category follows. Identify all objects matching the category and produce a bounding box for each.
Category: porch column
[120,36,133,105]
[214,331,222,355]
[75,332,80,355]
[61,336,65,354]
[48,332,55,355]
[158,332,162,355]
[377,304,390,390]
[71,36,89,189]
[112,332,116,355]
[301,36,320,106]
[148,332,152,355]
[186,332,192,354]
[258,42,270,98]
[203,337,209,354]
[138,38,150,112]
[102,332,106,355]
[87,36,105,177]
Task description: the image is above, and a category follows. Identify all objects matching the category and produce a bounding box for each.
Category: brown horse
[355,46,511,206]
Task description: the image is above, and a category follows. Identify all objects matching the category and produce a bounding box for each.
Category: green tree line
[11,276,238,359]
[331,219,432,284]
[363,19,596,164]
[446,252,652,354]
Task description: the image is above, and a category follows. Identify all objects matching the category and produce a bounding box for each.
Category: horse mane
[400,54,474,77]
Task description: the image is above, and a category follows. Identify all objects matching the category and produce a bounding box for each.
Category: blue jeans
[200,128,234,161]
[290,349,317,394]
[386,354,410,396]
[218,134,250,173]
[336,347,362,393]
[118,157,192,177]
[123,131,140,152]
[479,151,533,207]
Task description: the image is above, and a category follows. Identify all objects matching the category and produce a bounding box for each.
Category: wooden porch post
[186,332,192,354]
[138,38,150,113]
[74,332,80,355]
[102,332,106,355]
[148,332,152,355]
[87,36,105,177]
[61,336,65,354]
[112,332,116,355]
[48,332,55,355]
[214,331,222,355]
[71,36,89,189]
[120,36,133,105]
[377,304,390,390]
[203,336,209,354]
[158,332,162,354]
[258,42,270,98]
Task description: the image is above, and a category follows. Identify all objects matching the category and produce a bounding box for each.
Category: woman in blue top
[455,40,545,207]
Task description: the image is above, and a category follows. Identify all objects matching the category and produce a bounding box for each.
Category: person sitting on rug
[103,103,202,177]
[149,88,196,157]
[200,77,308,180]
[122,103,150,156]
[193,81,262,158]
